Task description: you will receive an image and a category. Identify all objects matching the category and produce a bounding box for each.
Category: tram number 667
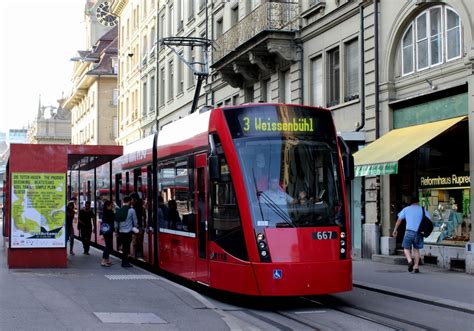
[312,231,337,240]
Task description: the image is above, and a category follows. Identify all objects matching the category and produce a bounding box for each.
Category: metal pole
[109,161,113,202]
[94,167,97,242]
[152,132,159,272]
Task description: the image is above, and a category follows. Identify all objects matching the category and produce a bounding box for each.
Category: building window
[177,0,183,30]
[150,27,156,52]
[168,60,174,100]
[446,7,461,61]
[169,4,174,37]
[142,81,147,116]
[244,86,254,103]
[246,0,256,15]
[232,94,239,105]
[177,52,184,94]
[216,17,223,38]
[402,25,414,75]
[344,39,359,101]
[327,47,340,107]
[261,78,271,102]
[111,57,118,74]
[311,56,323,107]
[188,47,195,88]
[231,5,239,26]
[279,70,291,103]
[159,67,165,106]
[188,0,195,21]
[150,75,155,112]
[401,5,461,76]
[159,13,165,48]
[113,89,119,106]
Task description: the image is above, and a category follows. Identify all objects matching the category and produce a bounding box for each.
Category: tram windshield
[224,105,345,229]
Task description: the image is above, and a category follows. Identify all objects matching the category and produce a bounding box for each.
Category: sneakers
[408,260,414,272]
[414,268,420,273]
[101,262,111,267]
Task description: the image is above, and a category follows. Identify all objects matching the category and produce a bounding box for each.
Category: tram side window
[209,143,248,261]
[158,160,195,233]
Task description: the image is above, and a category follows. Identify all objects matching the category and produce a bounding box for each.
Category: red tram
[75,104,353,296]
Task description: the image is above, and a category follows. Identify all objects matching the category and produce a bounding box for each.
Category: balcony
[212,1,299,88]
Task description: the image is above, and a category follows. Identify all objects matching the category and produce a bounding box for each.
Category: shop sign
[419,172,470,189]
[355,162,398,177]
[10,172,66,248]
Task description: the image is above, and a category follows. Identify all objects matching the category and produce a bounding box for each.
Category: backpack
[115,206,130,224]
[417,207,434,238]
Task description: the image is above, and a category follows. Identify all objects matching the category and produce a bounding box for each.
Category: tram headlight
[260,250,268,257]
[340,248,346,254]
[257,233,265,241]
[340,240,345,246]
[340,232,346,239]
[258,241,266,249]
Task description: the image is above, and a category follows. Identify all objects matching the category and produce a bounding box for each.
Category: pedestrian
[392,196,430,273]
[100,200,115,267]
[78,201,95,255]
[114,196,138,267]
[158,195,169,227]
[130,192,146,258]
[66,201,76,255]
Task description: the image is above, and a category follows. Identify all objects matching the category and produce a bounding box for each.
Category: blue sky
[0,0,85,133]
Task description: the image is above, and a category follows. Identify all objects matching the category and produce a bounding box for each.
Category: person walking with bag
[392,196,431,273]
[66,201,76,256]
[78,201,95,255]
[114,196,138,268]
[100,200,115,267]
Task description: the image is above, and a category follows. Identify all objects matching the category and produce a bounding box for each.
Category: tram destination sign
[224,105,333,139]
[10,172,66,248]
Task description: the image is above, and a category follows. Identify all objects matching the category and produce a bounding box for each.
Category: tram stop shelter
[3,144,122,268]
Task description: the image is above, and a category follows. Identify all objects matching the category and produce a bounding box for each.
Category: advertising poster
[11,173,66,248]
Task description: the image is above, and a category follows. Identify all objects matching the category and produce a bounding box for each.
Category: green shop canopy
[354,116,466,177]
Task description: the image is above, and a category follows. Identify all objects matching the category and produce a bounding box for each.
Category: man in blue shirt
[393,196,430,273]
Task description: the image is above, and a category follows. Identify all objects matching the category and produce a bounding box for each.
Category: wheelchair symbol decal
[273,269,282,279]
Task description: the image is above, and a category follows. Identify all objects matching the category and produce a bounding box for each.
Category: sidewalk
[352,257,474,313]
[0,238,233,330]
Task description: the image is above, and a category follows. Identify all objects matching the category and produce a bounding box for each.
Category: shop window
[401,5,461,76]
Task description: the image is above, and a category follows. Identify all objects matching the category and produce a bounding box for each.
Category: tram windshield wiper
[252,168,266,224]
[259,192,295,228]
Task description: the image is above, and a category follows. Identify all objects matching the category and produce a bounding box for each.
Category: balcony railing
[213,1,299,63]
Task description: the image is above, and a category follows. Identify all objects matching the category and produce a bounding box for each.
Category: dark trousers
[81,228,92,253]
[120,232,133,265]
[102,233,113,259]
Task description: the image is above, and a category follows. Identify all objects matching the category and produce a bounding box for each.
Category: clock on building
[96,1,118,27]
